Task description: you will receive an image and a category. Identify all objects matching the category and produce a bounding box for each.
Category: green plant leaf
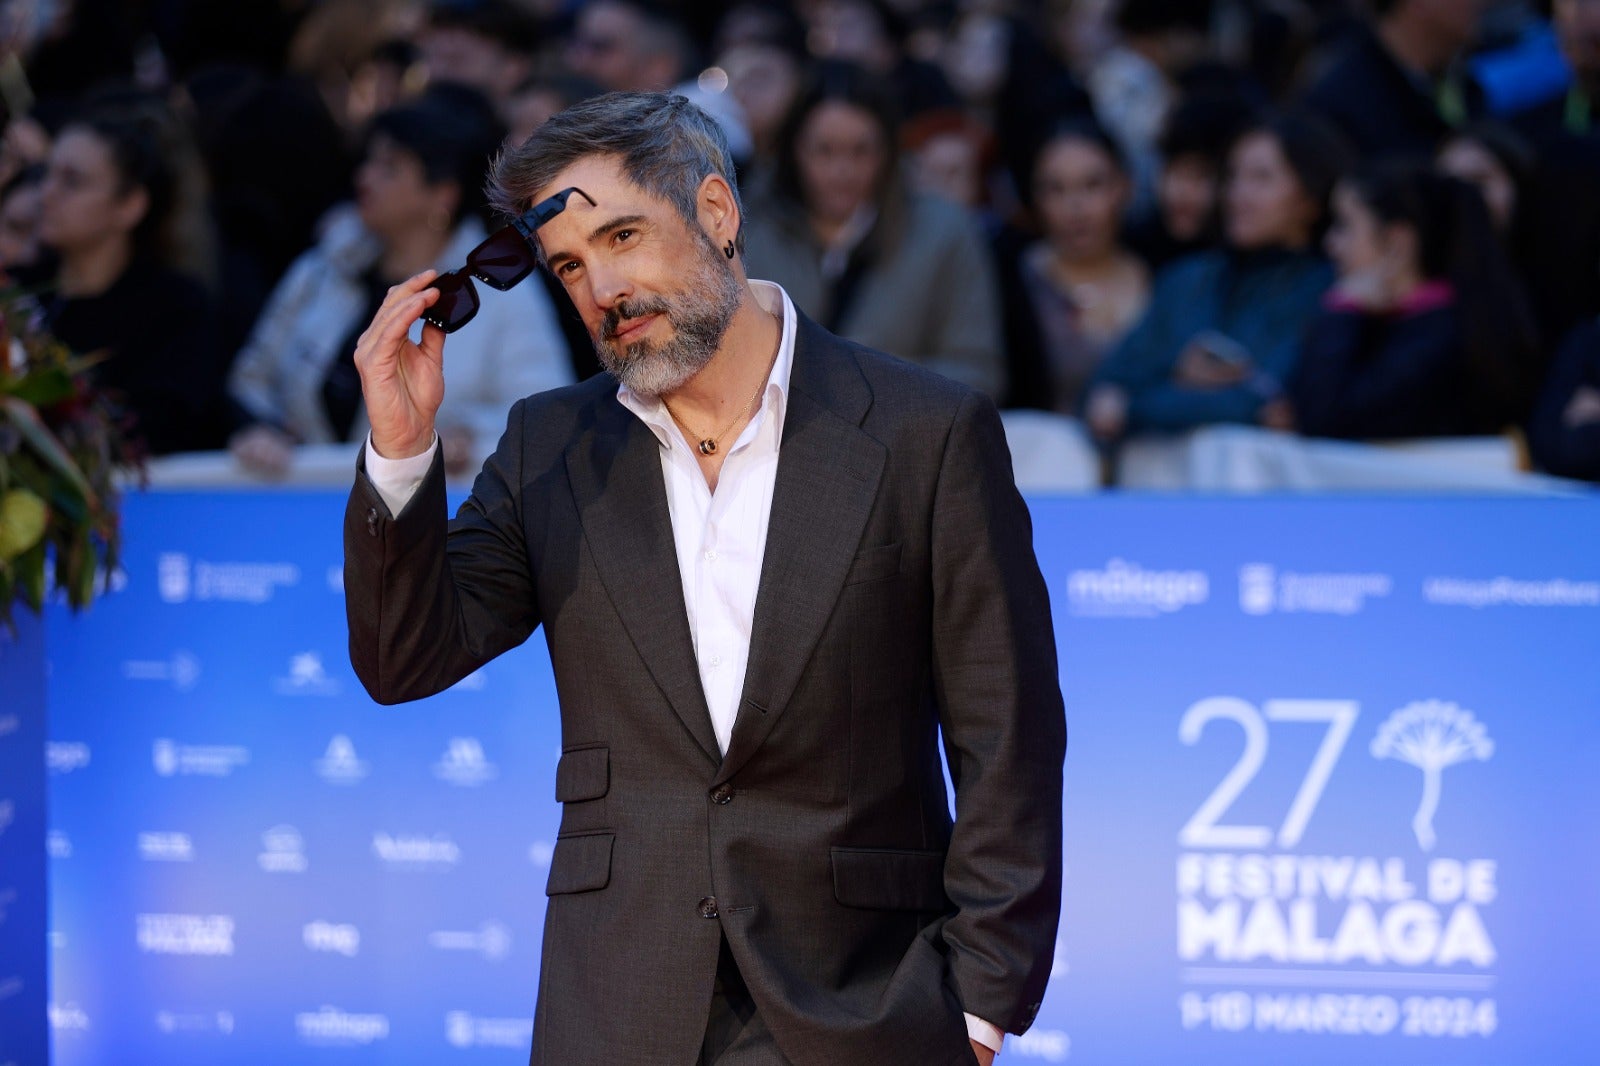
[1,396,94,510]
[3,365,75,406]
[14,538,45,611]
[0,486,48,561]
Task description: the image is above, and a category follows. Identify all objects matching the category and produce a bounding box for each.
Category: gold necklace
[664,319,781,456]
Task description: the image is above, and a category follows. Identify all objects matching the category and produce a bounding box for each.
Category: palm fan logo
[1370,700,1494,851]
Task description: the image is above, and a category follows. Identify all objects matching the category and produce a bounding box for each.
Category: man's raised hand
[354,270,446,459]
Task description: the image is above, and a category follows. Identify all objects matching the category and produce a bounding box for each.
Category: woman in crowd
[1085,111,1345,442]
[1290,164,1538,439]
[0,164,45,274]
[32,102,225,455]
[228,86,574,479]
[1002,119,1150,413]
[741,60,1005,397]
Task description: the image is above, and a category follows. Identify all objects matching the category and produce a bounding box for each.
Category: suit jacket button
[366,507,379,536]
[698,896,719,919]
[710,783,734,805]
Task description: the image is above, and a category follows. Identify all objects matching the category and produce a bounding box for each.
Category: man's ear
[697,172,741,248]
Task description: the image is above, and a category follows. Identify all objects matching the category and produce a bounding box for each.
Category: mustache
[602,297,673,340]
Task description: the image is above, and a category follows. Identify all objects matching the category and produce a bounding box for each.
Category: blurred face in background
[1324,183,1390,279]
[0,179,42,271]
[909,131,984,209]
[1224,131,1318,251]
[795,99,888,226]
[1032,136,1129,262]
[1412,0,1485,54]
[1159,154,1218,243]
[37,127,146,258]
[720,43,803,155]
[1554,0,1600,84]
[354,133,455,243]
[420,28,528,103]
[1436,136,1516,233]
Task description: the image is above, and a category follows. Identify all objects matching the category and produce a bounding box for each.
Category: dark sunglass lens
[425,271,480,332]
[468,227,536,289]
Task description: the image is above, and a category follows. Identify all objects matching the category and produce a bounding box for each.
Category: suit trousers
[699,937,791,1066]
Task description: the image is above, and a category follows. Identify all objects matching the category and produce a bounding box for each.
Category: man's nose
[587,260,633,312]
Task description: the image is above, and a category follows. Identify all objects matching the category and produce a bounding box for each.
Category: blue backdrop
[36,491,1600,1064]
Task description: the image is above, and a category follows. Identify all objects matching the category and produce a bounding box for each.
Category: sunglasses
[424,186,595,333]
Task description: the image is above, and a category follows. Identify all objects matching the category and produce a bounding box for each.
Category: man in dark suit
[343,92,1064,1066]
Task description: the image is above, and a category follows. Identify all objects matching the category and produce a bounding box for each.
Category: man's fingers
[361,289,441,372]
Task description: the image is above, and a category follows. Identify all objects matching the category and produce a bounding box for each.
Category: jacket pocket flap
[555,746,609,803]
[831,846,948,911]
[845,542,901,585]
[546,833,613,895]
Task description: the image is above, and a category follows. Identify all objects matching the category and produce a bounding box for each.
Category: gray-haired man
[343,92,1065,1065]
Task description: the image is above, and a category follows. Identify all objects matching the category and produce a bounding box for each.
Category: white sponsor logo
[46,741,91,774]
[153,739,250,778]
[1067,558,1208,617]
[0,713,19,738]
[315,735,369,785]
[327,565,344,594]
[1371,700,1494,851]
[138,832,194,862]
[433,737,498,787]
[121,650,202,691]
[444,1011,533,1049]
[49,1002,90,1031]
[1013,1028,1071,1061]
[136,913,235,956]
[304,921,360,957]
[274,652,341,697]
[1239,565,1392,616]
[258,825,308,873]
[1423,576,1600,608]
[154,1010,234,1036]
[372,832,460,869]
[295,1007,390,1046]
[528,841,554,867]
[428,921,512,962]
[47,830,72,858]
[158,552,301,605]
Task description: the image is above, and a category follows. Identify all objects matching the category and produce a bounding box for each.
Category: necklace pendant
[699,439,717,456]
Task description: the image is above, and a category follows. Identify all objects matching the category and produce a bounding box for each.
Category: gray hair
[487,92,745,260]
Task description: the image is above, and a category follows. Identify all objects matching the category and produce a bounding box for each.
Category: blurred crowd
[3,0,1599,483]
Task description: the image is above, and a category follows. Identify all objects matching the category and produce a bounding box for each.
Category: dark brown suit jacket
[343,314,1066,1065]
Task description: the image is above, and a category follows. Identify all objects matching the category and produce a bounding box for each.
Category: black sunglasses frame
[423,186,595,333]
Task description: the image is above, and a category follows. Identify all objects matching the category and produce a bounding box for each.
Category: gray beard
[592,233,745,400]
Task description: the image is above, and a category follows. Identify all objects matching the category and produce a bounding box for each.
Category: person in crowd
[1513,0,1600,349]
[1435,121,1532,239]
[741,61,1005,397]
[715,19,808,178]
[287,0,424,141]
[503,73,601,148]
[567,0,751,163]
[1085,112,1345,442]
[1126,87,1256,271]
[1527,316,1600,481]
[418,0,540,112]
[0,164,45,275]
[804,0,959,122]
[1289,163,1537,440]
[31,102,226,455]
[901,110,997,219]
[1001,119,1150,413]
[1085,0,1215,216]
[1299,0,1487,161]
[228,86,573,479]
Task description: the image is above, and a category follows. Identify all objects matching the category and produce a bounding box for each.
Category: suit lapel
[565,399,722,766]
[715,319,885,786]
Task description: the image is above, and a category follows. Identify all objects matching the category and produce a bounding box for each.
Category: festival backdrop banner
[41,491,1600,1065]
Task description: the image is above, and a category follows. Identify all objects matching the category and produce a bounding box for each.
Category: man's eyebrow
[545,214,650,266]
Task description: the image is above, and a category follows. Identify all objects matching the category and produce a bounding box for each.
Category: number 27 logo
[1178,698,1359,850]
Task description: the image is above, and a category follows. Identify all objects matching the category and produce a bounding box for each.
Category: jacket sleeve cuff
[363,432,439,516]
[964,1013,1004,1053]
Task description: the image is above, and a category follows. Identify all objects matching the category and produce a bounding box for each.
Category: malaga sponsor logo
[1067,558,1209,617]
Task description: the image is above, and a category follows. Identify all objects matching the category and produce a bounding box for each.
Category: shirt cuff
[964,1013,1004,1054]
[363,433,438,517]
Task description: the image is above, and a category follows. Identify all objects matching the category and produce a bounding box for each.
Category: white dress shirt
[362,280,1003,1055]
